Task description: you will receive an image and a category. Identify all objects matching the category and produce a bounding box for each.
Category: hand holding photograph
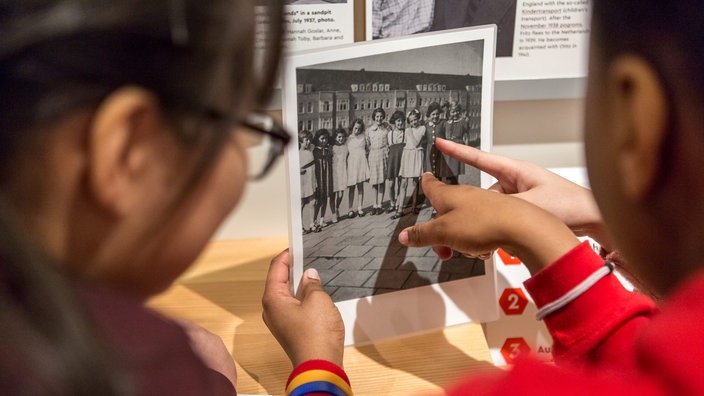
[282,26,499,345]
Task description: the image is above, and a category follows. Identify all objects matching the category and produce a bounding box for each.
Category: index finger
[435,138,518,181]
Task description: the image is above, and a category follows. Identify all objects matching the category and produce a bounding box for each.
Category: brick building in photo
[295,68,482,134]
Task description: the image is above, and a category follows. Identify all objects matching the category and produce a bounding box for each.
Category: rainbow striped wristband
[286,360,352,396]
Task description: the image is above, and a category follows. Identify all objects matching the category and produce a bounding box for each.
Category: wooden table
[149,238,495,395]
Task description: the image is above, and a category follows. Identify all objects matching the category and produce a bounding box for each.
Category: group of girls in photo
[299,122,365,233]
[299,128,339,233]
[299,101,476,232]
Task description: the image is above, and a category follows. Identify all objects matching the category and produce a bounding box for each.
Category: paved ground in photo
[302,167,484,302]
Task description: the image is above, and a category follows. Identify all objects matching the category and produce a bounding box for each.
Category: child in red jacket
[262,1,704,395]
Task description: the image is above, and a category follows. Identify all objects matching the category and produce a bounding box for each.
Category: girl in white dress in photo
[366,108,390,216]
[331,128,348,223]
[299,130,317,233]
[345,119,369,218]
[392,109,426,219]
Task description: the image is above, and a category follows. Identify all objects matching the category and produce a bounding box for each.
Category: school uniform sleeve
[442,242,664,396]
[444,356,666,396]
[523,241,657,368]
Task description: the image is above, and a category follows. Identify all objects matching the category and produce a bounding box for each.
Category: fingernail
[399,230,409,245]
[306,268,320,280]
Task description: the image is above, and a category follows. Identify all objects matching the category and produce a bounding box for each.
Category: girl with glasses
[0,1,341,395]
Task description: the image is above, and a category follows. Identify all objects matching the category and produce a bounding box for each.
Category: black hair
[372,107,386,120]
[426,102,442,117]
[314,128,331,143]
[592,1,704,96]
[0,1,282,184]
[591,0,704,190]
[0,1,284,394]
[0,202,133,395]
[389,110,405,125]
[389,110,406,125]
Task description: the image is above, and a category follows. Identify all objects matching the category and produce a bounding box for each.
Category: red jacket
[448,242,704,395]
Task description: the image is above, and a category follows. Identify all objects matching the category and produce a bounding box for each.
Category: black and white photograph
[295,43,485,303]
[283,27,498,345]
[369,0,517,57]
[286,0,347,4]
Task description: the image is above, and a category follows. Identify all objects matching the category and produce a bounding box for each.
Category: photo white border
[282,26,499,345]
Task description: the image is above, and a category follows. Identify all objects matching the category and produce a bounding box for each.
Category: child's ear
[606,55,668,201]
[87,86,166,216]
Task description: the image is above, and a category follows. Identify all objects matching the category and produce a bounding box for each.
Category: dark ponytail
[592,0,704,96]
[0,200,131,395]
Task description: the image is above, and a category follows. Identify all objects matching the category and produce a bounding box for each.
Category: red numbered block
[500,337,531,365]
[497,248,522,265]
[499,287,528,316]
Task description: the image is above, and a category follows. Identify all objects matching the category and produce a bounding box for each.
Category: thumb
[295,268,325,301]
[420,172,445,209]
[420,172,453,213]
[399,216,451,248]
[420,172,442,192]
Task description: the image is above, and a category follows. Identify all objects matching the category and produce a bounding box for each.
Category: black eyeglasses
[201,107,292,180]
